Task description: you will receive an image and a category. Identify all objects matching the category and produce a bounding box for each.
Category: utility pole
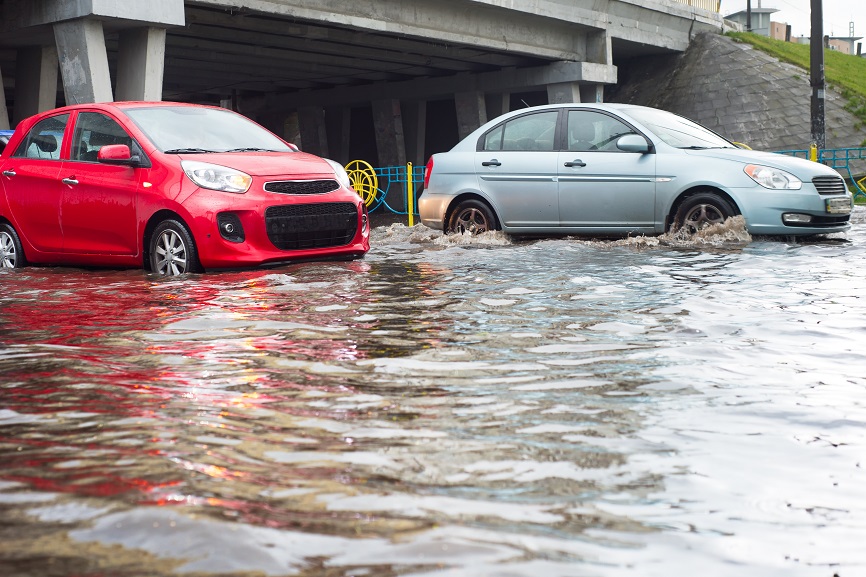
[810,0,825,151]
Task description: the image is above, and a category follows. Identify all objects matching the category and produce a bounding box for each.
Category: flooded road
[1,209,865,577]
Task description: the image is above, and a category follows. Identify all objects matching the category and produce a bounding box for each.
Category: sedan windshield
[125,106,294,153]
[624,107,735,149]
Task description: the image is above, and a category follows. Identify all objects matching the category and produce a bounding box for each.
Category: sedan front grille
[265,179,339,195]
[265,202,358,250]
[812,175,847,195]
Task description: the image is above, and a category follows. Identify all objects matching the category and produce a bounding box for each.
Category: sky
[720,0,866,38]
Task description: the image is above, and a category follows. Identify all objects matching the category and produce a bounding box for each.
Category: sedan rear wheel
[150,219,202,276]
[673,192,736,234]
[447,200,499,235]
[0,223,26,269]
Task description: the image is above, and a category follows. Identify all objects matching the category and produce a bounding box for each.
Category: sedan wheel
[0,223,26,269]
[150,220,201,275]
[448,200,499,235]
[674,192,736,233]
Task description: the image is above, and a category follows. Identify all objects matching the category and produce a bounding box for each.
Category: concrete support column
[586,30,613,66]
[0,65,8,129]
[13,46,59,123]
[116,27,166,101]
[298,105,329,157]
[455,91,487,141]
[485,93,510,121]
[54,19,113,104]
[402,100,427,166]
[325,106,351,164]
[547,82,581,104]
[579,84,604,103]
[372,98,407,211]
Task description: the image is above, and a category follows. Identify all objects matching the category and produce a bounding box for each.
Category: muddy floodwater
[1,210,865,577]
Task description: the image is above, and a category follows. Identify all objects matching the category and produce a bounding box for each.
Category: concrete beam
[54,19,113,104]
[259,61,616,113]
[1,0,184,30]
[116,27,166,101]
[13,45,59,122]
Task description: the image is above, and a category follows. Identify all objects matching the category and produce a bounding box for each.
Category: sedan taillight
[424,156,434,189]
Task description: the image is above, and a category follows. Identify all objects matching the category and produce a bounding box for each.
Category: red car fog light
[217,212,245,243]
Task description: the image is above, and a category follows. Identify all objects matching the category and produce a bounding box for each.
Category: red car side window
[12,114,69,160]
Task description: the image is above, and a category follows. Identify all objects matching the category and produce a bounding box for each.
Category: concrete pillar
[372,98,407,211]
[547,82,581,104]
[372,98,407,167]
[116,27,166,101]
[0,65,8,130]
[579,84,604,103]
[455,91,487,141]
[586,30,613,65]
[13,46,59,122]
[485,93,510,121]
[54,19,113,104]
[298,105,328,157]
[325,106,351,164]
[402,100,427,166]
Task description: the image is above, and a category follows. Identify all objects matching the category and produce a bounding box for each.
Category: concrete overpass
[0,0,727,171]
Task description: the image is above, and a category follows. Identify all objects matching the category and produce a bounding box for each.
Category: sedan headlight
[182,160,252,193]
[744,164,802,190]
[325,159,352,190]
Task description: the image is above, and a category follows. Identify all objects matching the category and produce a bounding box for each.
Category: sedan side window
[567,110,635,152]
[13,114,69,160]
[72,112,135,162]
[484,111,558,152]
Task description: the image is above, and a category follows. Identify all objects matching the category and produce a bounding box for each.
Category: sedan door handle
[564,160,587,168]
[2,170,15,177]
[481,159,501,167]
[61,177,79,185]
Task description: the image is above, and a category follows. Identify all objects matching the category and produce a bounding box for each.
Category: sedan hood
[685,147,838,179]
[177,151,336,178]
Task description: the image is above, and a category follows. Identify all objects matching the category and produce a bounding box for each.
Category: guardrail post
[406,162,415,227]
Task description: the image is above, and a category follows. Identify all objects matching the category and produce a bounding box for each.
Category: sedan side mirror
[617,134,651,153]
[98,144,142,167]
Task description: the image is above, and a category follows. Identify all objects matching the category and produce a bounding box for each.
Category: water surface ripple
[1,210,865,576]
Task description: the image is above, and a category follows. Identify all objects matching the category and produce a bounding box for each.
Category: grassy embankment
[728,32,866,200]
[728,32,866,140]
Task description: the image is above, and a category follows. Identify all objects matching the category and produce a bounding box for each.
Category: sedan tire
[673,192,736,233]
[0,223,26,269]
[150,219,202,276]
[447,199,499,235]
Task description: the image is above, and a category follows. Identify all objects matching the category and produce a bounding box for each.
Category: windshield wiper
[225,147,279,152]
[163,148,216,154]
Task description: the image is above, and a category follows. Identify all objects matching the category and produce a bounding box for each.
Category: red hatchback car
[0,102,369,275]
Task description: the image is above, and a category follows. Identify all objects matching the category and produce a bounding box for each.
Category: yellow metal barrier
[345,159,379,207]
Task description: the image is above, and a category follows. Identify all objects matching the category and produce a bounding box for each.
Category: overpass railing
[671,0,720,12]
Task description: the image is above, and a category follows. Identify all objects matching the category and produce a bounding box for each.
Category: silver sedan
[418,103,853,237]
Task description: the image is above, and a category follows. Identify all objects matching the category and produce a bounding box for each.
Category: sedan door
[475,110,560,229]
[558,109,657,232]
[61,111,141,256]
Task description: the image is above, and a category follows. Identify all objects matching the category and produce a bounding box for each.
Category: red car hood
[177,151,337,178]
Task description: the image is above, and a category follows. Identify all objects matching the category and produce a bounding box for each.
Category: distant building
[725,6,778,36]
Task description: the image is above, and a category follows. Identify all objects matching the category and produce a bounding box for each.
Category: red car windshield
[125,106,294,154]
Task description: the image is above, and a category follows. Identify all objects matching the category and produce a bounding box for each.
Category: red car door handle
[564,160,587,167]
[2,170,15,177]
[62,177,79,185]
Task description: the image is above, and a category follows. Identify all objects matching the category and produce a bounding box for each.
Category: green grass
[727,32,866,139]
